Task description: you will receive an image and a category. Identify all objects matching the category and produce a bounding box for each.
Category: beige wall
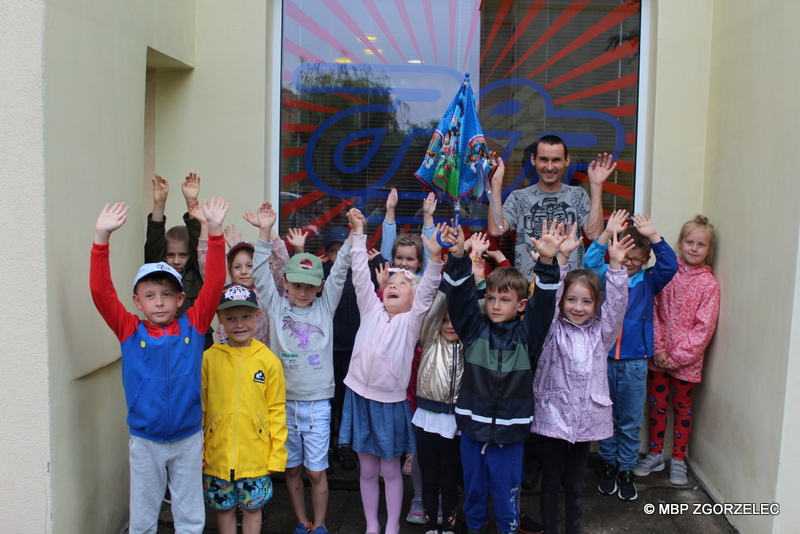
[44,1,196,532]
[693,2,800,533]
[0,1,49,532]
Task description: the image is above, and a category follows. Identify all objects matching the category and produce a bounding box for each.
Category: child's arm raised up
[187,197,229,332]
[144,175,169,263]
[420,192,437,268]
[181,172,201,215]
[91,203,139,342]
[584,210,628,275]
[188,201,209,278]
[286,228,307,254]
[380,188,398,262]
[633,213,678,293]
[348,208,382,315]
[441,225,486,347]
[248,202,288,319]
[600,230,633,352]
[524,220,564,364]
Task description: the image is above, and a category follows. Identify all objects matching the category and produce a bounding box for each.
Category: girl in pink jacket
[634,216,720,486]
[338,209,450,534]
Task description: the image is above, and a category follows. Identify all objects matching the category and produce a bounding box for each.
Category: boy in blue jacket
[583,211,677,502]
[90,199,228,534]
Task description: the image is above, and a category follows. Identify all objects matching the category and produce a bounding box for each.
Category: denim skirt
[338,387,417,461]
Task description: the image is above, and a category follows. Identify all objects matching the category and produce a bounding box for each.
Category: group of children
[91,172,719,534]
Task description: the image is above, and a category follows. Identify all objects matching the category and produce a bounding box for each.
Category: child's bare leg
[308,469,329,528]
[286,465,311,527]
[242,507,263,534]
[215,508,237,534]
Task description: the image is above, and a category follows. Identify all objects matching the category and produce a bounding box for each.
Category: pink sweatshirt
[650,258,720,383]
[344,234,441,403]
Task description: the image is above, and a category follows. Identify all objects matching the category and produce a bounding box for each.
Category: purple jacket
[532,266,628,443]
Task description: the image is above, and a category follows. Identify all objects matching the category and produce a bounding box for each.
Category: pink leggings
[647,370,696,460]
[358,452,404,534]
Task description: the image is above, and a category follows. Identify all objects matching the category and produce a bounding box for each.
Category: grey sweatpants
[129,432,204,534]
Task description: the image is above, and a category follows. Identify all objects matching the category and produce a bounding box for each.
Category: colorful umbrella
[414,74,499,241]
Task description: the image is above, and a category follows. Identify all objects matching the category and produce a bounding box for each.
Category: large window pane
[280,0,640,253]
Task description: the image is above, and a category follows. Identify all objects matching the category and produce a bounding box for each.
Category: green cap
[284,253,324,286]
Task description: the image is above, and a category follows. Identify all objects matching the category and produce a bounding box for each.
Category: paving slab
[157,454,737,534]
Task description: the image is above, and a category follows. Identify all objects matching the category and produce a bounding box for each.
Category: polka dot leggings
[647,371,695,460]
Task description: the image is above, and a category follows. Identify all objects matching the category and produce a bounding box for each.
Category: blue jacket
[121,315,207,442]
[583,238,678,360]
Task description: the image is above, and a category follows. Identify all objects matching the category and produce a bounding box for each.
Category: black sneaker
[598,463,618,495]
[518,509,544,534]
[617,470,638,501]
[339,445,357,471]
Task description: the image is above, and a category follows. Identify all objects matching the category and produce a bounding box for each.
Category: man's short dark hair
[134,271,182,294]
[531,135,569,159]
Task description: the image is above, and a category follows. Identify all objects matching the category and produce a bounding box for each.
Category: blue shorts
[203,474,273,510]
[286,399,331,471]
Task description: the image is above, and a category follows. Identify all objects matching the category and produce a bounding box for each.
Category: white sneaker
[670,459,688,486]
[633,452,665,477]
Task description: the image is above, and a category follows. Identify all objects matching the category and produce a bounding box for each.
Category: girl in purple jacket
[532,225,633,534]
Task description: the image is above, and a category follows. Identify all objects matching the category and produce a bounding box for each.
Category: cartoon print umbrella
[414,74,500,241]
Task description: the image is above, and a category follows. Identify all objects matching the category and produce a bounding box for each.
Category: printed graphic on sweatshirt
[282,316,323,349]
[253,370,265,383]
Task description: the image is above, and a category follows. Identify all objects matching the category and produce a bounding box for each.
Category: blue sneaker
[293,524,310,534]
[310,526,329,534]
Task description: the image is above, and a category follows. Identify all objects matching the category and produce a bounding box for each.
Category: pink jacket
[532,266,628,443]
[650,259,720,383]
[344,234,441,403]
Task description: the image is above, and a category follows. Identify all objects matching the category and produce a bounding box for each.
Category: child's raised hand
[223,224,242,248]
[469,232,490,260]
[422,222,451,259]
[386,188,398,211]
[607,230,636,270]
[531,219,567,263]
[375,261,390,290]
[368,248,381,261]
[605,209,629,237]
[472,256,486,283]
[286,228,308,251]
[95,202,130,244]
[346,207,366,234]
[255,201,277,231]
[558,222,581,258]
[152,175,169,204]
[203,197,229,232]
[188,201,207,225]
[182,172,201,203]
[422,191,437,218]
[446,224,466,257]
[632,213,659,241]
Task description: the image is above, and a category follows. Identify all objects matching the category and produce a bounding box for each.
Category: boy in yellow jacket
[202,283,288,534]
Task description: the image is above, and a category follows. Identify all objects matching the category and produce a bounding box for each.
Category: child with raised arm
[584,210,678,501]
[440,220,564,534]
[202,284,287,534]
[533,224,633,534]
[339,209,448,534]
[634,216,720,486]
[145,173,204,318]
[190,201,289,346]
[381,188,437,275]
[251,202,353,534]
[90,198,228,534]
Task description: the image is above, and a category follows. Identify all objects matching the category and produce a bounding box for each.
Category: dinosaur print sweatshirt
[253,238,352,401]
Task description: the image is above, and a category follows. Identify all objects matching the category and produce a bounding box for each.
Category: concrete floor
[157,454,737,534]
